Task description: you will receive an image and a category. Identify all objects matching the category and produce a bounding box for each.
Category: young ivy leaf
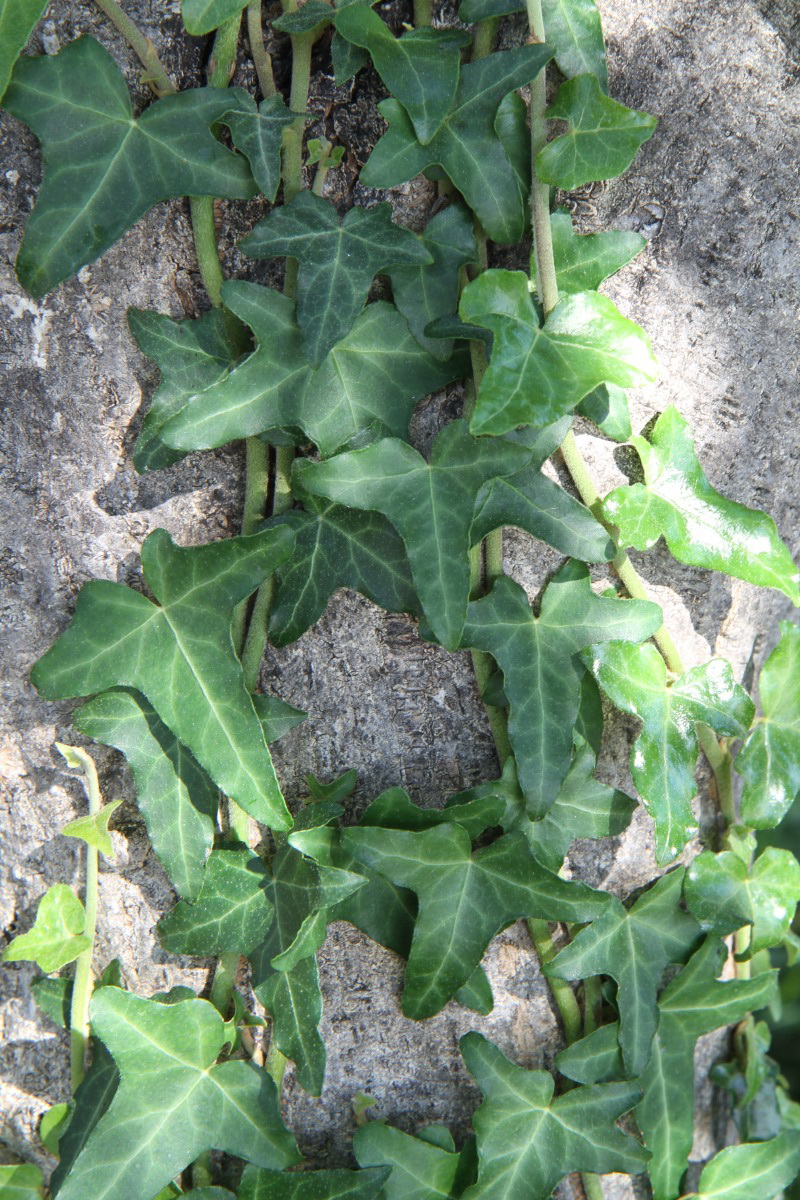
[3,884,90,973]
[736,622,800,827]
[240,193,432,365]
[295,420,533,650]
[0,1164,44,1199]
[3,37,255,298]
[222,93,297,202]
[238,1166,390,1200]
[361,44,553,244]
[62,798,123,859]
[532,210,646,298]
[334,8,471,144]
[685,846,800,956]
[55,990,300,1200]
[388,204,478,361]
[461,563,661,815]
[583,641,756,864]
[160,283,463,459]
[602,406,800,604]
[536,74,657,191]
[460,270,658,436]
[459,1033,648,1200]
[353,1121,461,1200]
[684,1132,800,1200]
[157,847,273,956]
[181,0,245,34]
[342,824,610,1019]
[32,527,295,832]
[0,0,48,101]
[545,869,700,1076]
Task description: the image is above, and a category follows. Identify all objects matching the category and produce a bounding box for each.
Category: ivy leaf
[684,1132,800,1200]
[361,44,553,244]
[555,1022,623,1086]
[50,1044,119,1195]
[737,622,800,827]
[157,847,272,956]
[55,990,299,1200]
[272,0,334,34]
[685,847,800,956]
[3,884,90,973]
[0,1165,44,1199]
[62,798,123,858]
[296,420,532,650]
[3,37,255,298]
[584,641,756,864]
[222,93,296,202]
[181,0,245,34]
[388,204,477,360]
[533,209,646,298]
[161,283,463,458]
[578,382,632,442]
[0,0,48,102]
[239,1167,390,1200]
[353,1122,461,1200]
[342,824,610,1018]
[536,74,657,190]
[360,786,505,841]
[241,193,431,365]
[458,0,607,90]
[334,8,471,143]
[461,562,661,814]
[32,527,295,831]
[602,406,800,604]
[545,869,700,1075]
[635,938,779,1200]
[460,270,658,436]
[459,1033,647,1200]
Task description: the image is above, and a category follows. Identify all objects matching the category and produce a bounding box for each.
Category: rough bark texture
[1,1,798,1196]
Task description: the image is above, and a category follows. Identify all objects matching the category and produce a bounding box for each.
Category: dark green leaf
[537,73,656,190]
[307,768,358,804]
[389,204,477,360]
[181,0,244,34]
[342,824,610,1018]
[31,976,72,1028]
[161,283,463,458]
[0,1164,44,1199]
[55,990,299,1200]
[296,420,532,650]
[50,1044,119,1196]
[602,406,800,604]
[459,1033,647,1200]
[555,1022,623,1085]
[545,869,700,1075]
[157,847,272,955]
[360,786,505,841]
[737,622,800,826]
[461,269,657,436]
[32,527,295,831]
[354,1122,460,1200]
[334,8,471,143]
[240,1168,388,1200]
[273,0,334,32]
[3,884,90,973]
[241,193,431,365]
[578,383,632,441]
[584,641,755,864]
[3,37,255,297]
[685,846,800,955]
[686,1132,800,1199]
[0,0,48,102]
[461,562,661,814]
[534,210,645,298]
[331,31,370,84]
[223,93,296,201]
[361,44,553,244]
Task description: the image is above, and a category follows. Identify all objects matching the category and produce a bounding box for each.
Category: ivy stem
[67,748,102,1091]
[90,0,176,96]
[247,0,277,97]
[527,919,582,1045]
[471,17,497,60]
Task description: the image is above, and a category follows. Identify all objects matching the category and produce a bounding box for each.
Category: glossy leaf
[62,798,123,858]
[546,869,700,1075]
[0,1164,44,1199]
[354,1122,461,1200]
[55,990,299,1200]
[241,193,431,364]
[223,93,296,202]
[3,37,255,297]
[555,1022,623,1086]
[685,846,800,955]
[584,641,755,863]
[0,0,48,101]
[161,283,463,458]
[181,0,244,34]
[602,406,800,604]
[3,884,90,973]
[297,421,531,649]
[578,382,632,442]
[239,1167,390,1200]
[388,204,477,360]
[360,785,505,841]
[685,1132,800,1200]
[461,562,661,814]
[460,1033,647,1200]
[533,210,645,298]
[737,622,800,826]
[334,8,471,143]
[32,527,295,831]
[342,823,610,1018]
[460,270,658,436]
[361,44,553,244]
[537,73,657,190]
[158,847,272,956]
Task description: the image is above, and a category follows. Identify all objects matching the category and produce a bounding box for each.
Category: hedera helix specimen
[2,0,800,1198]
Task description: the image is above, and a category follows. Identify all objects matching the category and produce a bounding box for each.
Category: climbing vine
[2,0,800,1198]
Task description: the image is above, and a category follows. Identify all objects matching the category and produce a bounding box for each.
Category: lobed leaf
[685,1132,800,1199]
[181,0,245,34]
[239,1166,390,1200]
[3,884,90,973]
[157,847,273,956]
[32,527,295,831]
[62,798,123,858]
[222,93,296,202]
[0,0,48,101]
[602,406,800,604]
[736,622,800,827]
[353,1122,461,1200]
[536,73,656,190]
[3,37,255,297]
[578,382,632,441]
[272,1,334,34]
[533,209,645,298]
[685,845,800,956]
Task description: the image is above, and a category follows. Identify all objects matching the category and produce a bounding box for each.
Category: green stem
[68,749,102,1091]
[90,0,176,95]
[247,0,276,97]
[471,17,497,60]
[582,975,602,1036]
[527,919,582,1045]
[581,1173,606,1200]
[208,13,242,87]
